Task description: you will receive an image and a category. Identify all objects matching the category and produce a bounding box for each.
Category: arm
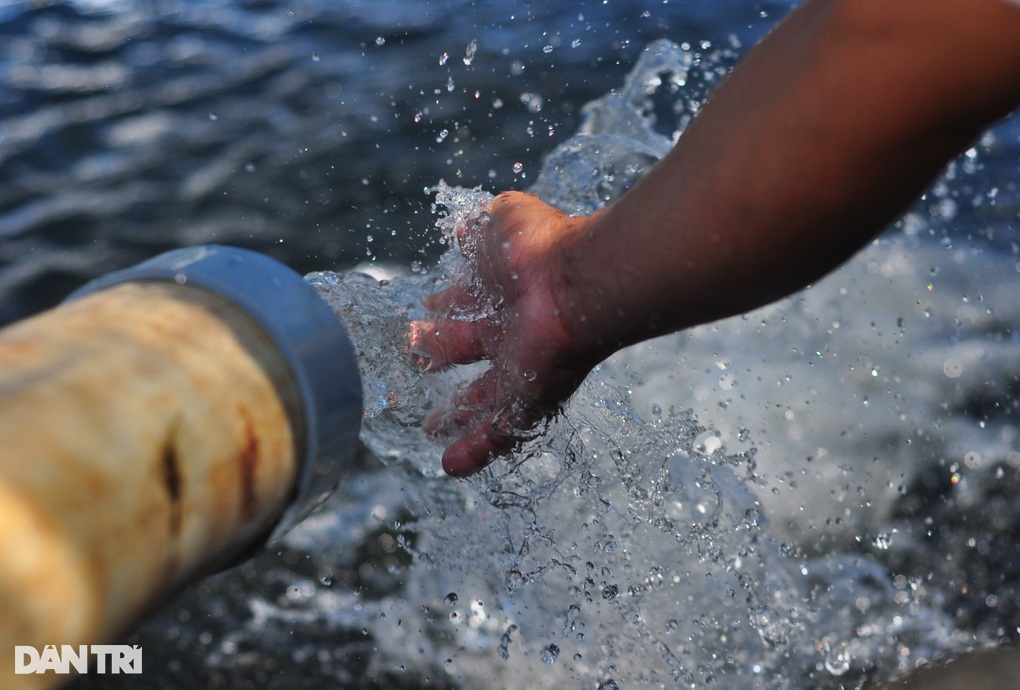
[573,0,1020,353]
[417,0,1020,476]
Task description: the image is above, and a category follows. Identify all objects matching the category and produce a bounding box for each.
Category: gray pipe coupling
[69,245,362,544]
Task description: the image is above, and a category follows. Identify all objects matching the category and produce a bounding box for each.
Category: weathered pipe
[0,245,362,688]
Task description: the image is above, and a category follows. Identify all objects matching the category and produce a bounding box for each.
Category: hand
[411,191,599,476]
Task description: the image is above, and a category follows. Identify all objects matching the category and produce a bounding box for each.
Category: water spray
[0,245,362,687]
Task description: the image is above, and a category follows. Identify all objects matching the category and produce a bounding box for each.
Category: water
[0,0,784,324]
[3,2,1019,689]
[305,40,1016,688]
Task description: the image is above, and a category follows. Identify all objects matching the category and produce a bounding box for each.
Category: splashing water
[293,40,1006,689]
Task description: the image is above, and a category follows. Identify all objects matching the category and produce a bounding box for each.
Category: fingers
[426,371,545,477]
[441,396,541,477]
[416,274,497,371]
[410,317,498,371]
[423,370,495,436]
[486,190,541,223]
[421,373,501,476]
[421,283,475,314]
[418,190,556,476]
[442,425,514,477]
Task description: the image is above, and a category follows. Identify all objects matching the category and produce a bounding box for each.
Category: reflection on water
[4,1,1020,689]
[0,0,782,324]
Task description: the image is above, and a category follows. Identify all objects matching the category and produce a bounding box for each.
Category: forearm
[569,0,1020,355]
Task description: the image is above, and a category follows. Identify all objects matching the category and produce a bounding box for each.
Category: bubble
[540,644,560,664]
[520,92,543,113]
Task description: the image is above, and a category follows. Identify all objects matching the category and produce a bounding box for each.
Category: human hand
[411,191,599,476]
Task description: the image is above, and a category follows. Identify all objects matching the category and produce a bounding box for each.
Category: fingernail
[442,446,487,477]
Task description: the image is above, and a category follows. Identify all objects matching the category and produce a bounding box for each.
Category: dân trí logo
[14,645,142,675]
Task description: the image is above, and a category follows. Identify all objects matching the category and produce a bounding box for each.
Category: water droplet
[601,584,619,600]
[375,36,386,46]
[208,112,218,121]
[523,369,537,382]
[872,532,892,550]
[824,642,851,676]
[520,92,544,113]
[463,38,478,65]
[497,624,517,661]
[512,162,523,174]
[541,644,560,664]
[438,52,449,66]
[311,52,319,62]
[444,592,458,605]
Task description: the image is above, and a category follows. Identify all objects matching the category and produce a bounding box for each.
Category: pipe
[0,245,362,688]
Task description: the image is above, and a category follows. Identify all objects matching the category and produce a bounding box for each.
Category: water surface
[3,1,1019,688]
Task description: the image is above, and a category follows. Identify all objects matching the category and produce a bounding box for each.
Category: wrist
[552,206,633,367]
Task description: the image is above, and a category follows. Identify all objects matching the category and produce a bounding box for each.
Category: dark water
[4,1,1020,689]
[0,0,793,324]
